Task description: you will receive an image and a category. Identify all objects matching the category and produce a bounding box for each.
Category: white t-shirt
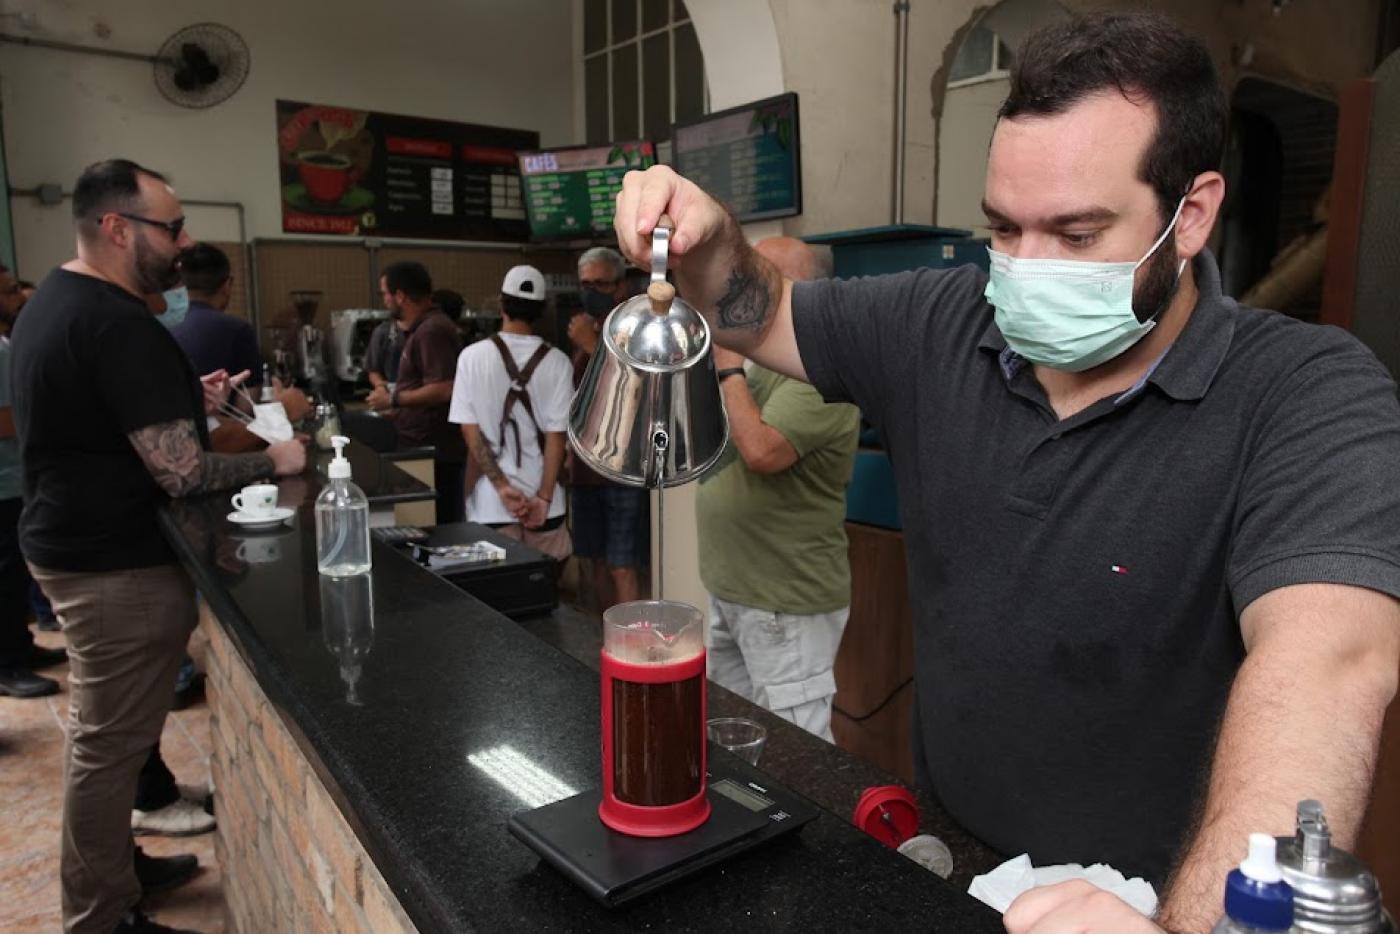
[448,333,573,524]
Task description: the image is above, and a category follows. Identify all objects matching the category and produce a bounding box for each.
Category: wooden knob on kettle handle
[647,281,675,315]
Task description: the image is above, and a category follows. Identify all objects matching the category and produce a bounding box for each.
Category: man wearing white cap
[449,265,573,560]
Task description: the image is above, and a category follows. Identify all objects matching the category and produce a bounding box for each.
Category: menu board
[517,141,656,240]
[672,93,801,223]
[276,100,539,241]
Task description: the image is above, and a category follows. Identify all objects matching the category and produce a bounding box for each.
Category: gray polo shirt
[792,251,1400,884]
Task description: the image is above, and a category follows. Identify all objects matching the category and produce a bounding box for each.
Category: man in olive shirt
[698,237,858,741]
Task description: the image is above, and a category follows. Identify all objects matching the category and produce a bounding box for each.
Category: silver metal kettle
[568,216,729,489]
[1275,800,1395,933]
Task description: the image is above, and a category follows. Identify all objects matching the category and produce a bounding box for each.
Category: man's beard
[1131,230,1181,325]
[133,231,181,293]
[389,303,403,320]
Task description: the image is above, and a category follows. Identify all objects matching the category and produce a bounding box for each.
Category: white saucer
[227,507,294,529]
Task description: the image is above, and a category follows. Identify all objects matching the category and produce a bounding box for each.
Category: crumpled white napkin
[245,402,293,444]
[968,853,1158,917]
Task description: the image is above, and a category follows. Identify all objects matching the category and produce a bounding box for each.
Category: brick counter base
[201,607,417,933]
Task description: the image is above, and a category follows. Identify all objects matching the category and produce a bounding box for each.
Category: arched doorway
[932,0,1067,230]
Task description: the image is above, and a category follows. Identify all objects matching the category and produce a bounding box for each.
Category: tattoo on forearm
[469,433,506,484]
[129,420,203,495]
[715,270,769,331]
[715,252,778,332]
[203,451,276,492]
[129,419,272,497]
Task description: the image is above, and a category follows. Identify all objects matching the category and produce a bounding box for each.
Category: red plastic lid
[853,785,919,848]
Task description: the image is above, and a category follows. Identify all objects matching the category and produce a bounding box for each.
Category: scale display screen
[710,779,773,813]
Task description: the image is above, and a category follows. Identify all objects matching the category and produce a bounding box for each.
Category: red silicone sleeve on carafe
[598,649,711,837]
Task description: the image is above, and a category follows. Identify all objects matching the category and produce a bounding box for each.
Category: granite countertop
[309,438,435,505]
[159,475,1003,932]
[518,608,1005,893]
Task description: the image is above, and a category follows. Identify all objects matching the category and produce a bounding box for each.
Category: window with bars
[947,24,1014,87]
[582,0,708,148]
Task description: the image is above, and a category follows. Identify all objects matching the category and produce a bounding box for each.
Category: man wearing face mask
[567,247,650,608]
[613,14,1400,934]
[12,159,306,933]
[167,242,263,384]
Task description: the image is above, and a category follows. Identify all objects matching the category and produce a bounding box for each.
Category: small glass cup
[707,717,767,766]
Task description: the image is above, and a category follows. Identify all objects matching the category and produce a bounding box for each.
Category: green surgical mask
[983,198,1186,372]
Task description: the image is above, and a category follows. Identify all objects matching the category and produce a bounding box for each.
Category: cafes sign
[275,99,539,242]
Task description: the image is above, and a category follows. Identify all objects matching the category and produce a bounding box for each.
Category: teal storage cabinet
[804,225,988,531]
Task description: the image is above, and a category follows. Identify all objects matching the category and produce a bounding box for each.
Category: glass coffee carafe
[598,600,711,837]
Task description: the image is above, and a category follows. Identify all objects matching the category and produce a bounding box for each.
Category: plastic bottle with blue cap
[316,435,372,577]
[1212,832,1294,933]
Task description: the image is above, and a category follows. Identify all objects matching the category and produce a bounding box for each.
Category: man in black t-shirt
[613,15,1400,934]
[11,159,305,934]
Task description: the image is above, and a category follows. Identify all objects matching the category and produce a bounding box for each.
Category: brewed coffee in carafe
[598,600,711,837]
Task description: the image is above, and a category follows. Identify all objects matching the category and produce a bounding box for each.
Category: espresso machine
[508,218,817,905]
[328,309,388,394]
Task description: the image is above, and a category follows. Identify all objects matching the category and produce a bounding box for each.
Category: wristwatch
[389,385,401,407]
[717,368,746,383]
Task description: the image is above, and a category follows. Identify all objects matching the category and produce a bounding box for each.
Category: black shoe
[133,845,198,896]
[27,644,67,669]
[0,666,59,697]
[114,908,198,933]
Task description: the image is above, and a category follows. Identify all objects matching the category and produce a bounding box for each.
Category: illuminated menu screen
[276,99,537,241]
[518,141,656,240]
[672,92,801,223]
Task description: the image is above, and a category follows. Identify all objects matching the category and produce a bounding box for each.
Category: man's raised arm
[614,165,806,382]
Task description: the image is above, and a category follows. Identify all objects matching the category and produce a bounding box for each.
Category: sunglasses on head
[114,212,186,241]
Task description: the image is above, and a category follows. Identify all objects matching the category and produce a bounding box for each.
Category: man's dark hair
[178,243,231,294]
[432,288,465,319]
[71,159,168,229]
[998,12,1226,222]
[501,294,544,323]
[382,261,433,301]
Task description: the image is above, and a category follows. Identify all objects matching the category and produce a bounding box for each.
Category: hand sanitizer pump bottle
[316,436,371,577]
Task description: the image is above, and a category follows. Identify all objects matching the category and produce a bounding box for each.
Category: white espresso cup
[231,483,279,518]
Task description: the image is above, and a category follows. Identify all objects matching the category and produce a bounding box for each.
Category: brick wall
[201,607,417,933]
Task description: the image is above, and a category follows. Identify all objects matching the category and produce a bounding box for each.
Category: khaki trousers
[29,562,196,934]
[706,595,849,742]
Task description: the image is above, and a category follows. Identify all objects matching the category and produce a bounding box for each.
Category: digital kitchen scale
[508,759,819,907]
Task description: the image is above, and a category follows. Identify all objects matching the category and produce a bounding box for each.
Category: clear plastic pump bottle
[1212,833,1294,934]
[316,435,372,577]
